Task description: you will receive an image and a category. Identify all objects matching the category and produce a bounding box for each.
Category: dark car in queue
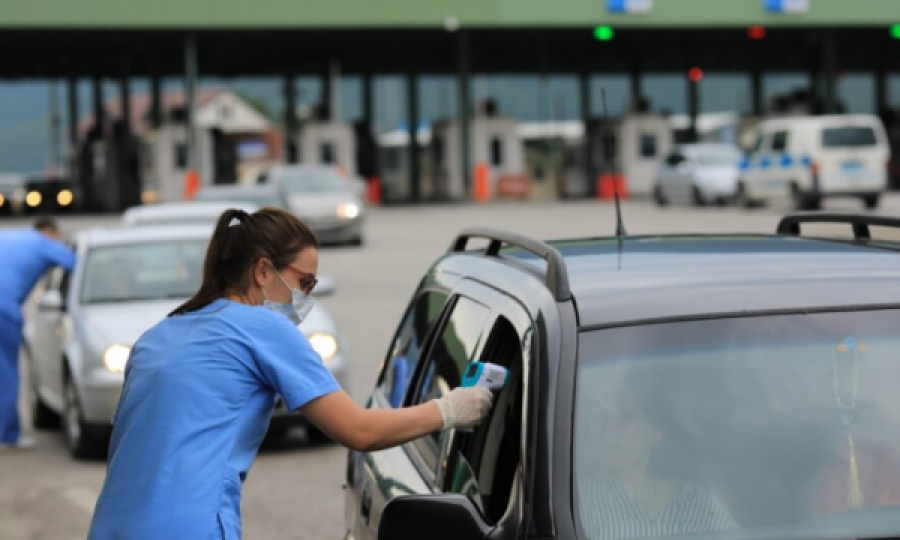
[0,173,27,216]
[23,175,80,214]
[344,213,900,540]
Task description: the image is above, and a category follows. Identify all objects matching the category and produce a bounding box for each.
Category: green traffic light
[892,24,900,39]
[594,26,614,41]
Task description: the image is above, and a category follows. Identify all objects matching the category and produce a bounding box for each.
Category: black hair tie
[234,209,250,222]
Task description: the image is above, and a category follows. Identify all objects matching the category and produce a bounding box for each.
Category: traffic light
[689,67,704,82]
[747,26,767,40]
[594,25,615,41]
[891,24,900,39]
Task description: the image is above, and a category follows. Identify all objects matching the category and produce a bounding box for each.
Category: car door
[350,291,493,540]
[29,266,71,410]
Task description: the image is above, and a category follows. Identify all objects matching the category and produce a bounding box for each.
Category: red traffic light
[689,67,704,82]
[747,26,767,40]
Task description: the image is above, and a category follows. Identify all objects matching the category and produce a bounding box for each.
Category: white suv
[737,114,889,209]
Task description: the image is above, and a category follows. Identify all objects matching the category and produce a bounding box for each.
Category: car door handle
[360,486,373,524]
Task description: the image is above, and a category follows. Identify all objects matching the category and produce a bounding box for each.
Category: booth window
[320,142,335,164]
[175,143,188,169]
[640,133,658,158]
[490,137,504,167]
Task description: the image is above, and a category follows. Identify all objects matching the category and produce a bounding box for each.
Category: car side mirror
[39,290,64,311]
[379,493,491,540]
[314,276,336,297]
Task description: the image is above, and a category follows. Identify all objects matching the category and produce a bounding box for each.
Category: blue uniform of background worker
[88,207,493,540]
[0,216,76,451]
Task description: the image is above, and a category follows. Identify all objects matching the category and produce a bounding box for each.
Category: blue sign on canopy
[765,0,810,13]
[607,0,653,14]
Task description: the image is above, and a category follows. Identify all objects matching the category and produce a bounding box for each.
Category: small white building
[81,88,281,203]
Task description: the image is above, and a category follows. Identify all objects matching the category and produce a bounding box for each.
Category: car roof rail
[776,212,900,240]
[450,227,571,301]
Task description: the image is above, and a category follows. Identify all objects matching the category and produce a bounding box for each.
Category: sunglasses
[283,264,318,294]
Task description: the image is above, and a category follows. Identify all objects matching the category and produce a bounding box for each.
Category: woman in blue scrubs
[88,207,493,540]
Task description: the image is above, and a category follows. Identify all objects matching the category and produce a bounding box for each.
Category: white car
[653,144,742,206]
[261,165,366,246]
[122,201,259,226]
[24,224,350,459]
[737,114,890,210]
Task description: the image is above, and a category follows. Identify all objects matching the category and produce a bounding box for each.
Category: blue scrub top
[88,298,341,540]
[0,228,75,323]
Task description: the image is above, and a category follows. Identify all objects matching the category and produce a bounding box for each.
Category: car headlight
[103,344,132,373]
[57,189,73,206]
[0,194,4,206]
[308,332,338,362]
[26,191,41,207]
[337,202,360,219]
[141,189,161,204]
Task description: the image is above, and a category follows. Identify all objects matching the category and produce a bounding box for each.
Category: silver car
[262,165,366,246]
[24,224,350,459]
[653,143,742,206]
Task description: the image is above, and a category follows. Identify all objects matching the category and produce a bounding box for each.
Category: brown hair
[170,207,318,316]
[33,216,59,233]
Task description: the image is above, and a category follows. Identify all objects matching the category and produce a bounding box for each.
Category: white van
[737,115,889,209]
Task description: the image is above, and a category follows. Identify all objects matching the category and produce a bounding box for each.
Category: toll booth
[582,113,674,197]
[376,128,431,202]
[294,121,357,175]
[430,110,527,200]
[519,121,586,200]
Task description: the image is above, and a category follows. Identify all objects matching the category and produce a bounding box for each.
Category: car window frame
[434,280,537,531]
[374,287,450,408]
[401,293,493,484]
[441,310,531,524]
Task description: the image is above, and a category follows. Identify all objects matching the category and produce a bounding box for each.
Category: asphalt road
[1,195,898,540]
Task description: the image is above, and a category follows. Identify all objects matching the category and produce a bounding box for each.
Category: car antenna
[600,88,627,239]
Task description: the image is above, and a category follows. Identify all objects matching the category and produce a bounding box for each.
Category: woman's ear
[252,258,270,288]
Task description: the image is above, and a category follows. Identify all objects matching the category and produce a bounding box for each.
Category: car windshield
[195,190,283,208]
[821,127,877,148]
[575,309,900,540]
[693,152,740,166]
[271,169,350,194]
[80,239,207,304]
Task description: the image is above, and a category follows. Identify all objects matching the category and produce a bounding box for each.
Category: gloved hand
[433,387,494,430]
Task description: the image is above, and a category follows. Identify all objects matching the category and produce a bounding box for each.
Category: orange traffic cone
[366,176,382,205]
[596,173,628,200]
[474,163,490,202]
[185,170,200,200]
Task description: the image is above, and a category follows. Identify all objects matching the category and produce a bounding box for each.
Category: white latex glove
[433,387,494,430]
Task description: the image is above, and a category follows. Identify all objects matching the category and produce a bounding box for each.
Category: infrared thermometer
[458,361,508,432]
[461,361,509,391]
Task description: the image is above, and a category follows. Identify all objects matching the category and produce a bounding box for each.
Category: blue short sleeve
[249,313,340,411]
[39,235,76,271]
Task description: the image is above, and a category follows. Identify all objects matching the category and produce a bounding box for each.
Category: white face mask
[262,269,315,325]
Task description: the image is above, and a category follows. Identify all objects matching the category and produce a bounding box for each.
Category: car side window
[377,290,449,408]
[758,133,775,154]
[771,131,789,153]
[665,153,685,167]
[409,296,491,465]
[444,316,526,524]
